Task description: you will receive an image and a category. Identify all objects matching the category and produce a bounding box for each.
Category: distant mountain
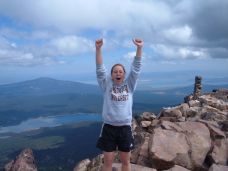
[0,77,227,127]
[0,78,103,126]
[0,77,101,97]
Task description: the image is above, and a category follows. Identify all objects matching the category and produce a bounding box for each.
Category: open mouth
[116,78,121,80]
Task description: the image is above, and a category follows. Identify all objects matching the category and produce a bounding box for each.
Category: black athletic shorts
[96,123,134,152]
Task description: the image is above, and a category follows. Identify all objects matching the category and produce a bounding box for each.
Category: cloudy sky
[0,0,228,88]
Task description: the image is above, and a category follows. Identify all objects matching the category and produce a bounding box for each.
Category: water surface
[0,113,102,135]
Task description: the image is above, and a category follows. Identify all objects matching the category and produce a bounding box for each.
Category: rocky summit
[74,87,228,171]
[4,78,228,171]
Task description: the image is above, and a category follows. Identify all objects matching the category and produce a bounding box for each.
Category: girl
[95,38,143,171]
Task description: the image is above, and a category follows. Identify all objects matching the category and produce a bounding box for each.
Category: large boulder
[133,136,150,166]
[160,120,183,132]
[200,107,227,122]
[208,164,228,171]
[209,138,228,165]
[177,121,211,169]
[199,95,228,111]
[148,121,212,170]
[4,148,37,171]
[149,127,191,170]
[199,119,226,139]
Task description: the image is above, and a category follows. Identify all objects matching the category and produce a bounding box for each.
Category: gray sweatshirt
[96,57,142,126]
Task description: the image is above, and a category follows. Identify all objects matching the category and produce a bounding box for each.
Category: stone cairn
[193,76,202,100]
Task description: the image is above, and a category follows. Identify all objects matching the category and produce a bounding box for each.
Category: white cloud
[0,47,37,66]
[151,44,208,60]
[48,36,93,56]
[2,29,53,41]
[0,31,94,66]
[0,0,227,44]
[123,51,135,60]
[178,48,207,59]
[0,0,228,68]
[21,53,34,60]
[0,0,172,33]
[162,25,193,44]
[160,61,176,65]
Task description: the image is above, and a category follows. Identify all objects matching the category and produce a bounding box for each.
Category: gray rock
[112,163,157,171]
[135,136,150,166]
[86,154,104,171]
[212,88,228,102]
[141,112,157,121]
[210,138,228,165]
[72,86,228,171]
[159,108,182,119]
[162,165,191,171]
[74,159,91,171]
[177,122,211,169]
[199,95,228,111]
[141,121,152,128]
[178,103,189,117]
[208,164,228,171]
[4,148,37,171]
[220,120,228,132]
[186,106,201,118]
[161,121,183,132]
[149,128,191,170]
[188,100,201,107]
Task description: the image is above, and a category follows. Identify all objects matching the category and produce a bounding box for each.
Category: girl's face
[111,65,125,84]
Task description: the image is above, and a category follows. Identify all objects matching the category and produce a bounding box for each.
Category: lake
[0,114,103,170]
[0,113,102,136]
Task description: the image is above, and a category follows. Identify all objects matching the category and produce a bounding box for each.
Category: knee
[104,157,113,167]
[120,157,130,166]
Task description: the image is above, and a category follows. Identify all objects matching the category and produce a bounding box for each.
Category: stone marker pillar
[193,76,202,100]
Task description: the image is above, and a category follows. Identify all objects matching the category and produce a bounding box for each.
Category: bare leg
[120,151,131,171]
[102,151,114,171]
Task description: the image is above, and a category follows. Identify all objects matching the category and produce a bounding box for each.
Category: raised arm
[127,38,143,92]
[95,39,103,64]
[95,38,107,91]
[132,38,143,58]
